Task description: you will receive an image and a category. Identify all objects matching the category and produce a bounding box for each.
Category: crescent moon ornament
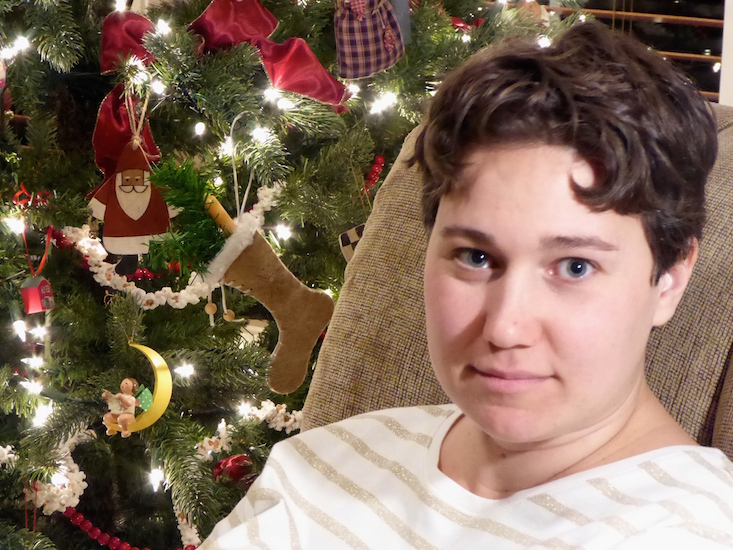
[103,343,172,435]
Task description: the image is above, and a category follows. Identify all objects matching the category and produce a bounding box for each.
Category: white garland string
[61,184,281,310]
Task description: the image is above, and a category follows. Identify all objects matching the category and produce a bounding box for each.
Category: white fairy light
[151,79,166,95]
[498,0,508,4]
[149,468,165,492]
[194,122,206,136]
[3,216,25,234]
[252,126,273,144]
[213,176,224,186]
[115,0,126,12]
[21,380,44,394]
[276,97,295,111]
[32,402,53,426]
[579,14,587,22]
[537,35,552,49]
[275,224,292,240]
[461,33,471,43]
[218,136,234,158]
[21,356,44,369]
[324,289,333,297]
[264,87,282,101]
[174,363,195,377]
[370,92,398,114]
[14,36,30,52]
[129,57,149,84]
[156,19,171,35]
[347,83,360,98]
[51,471,69,488]
[13,320,27,342]
[238,401,255,417]
[713,62,722,73]
[29,326,47,339]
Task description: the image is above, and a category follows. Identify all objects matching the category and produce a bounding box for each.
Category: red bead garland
[62,506,195,550]
[363,154,386,194]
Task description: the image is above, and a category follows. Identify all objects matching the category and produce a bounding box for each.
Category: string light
[461,33,471,43]
[151,79,166,94]
[156,19,171,35]
[347,83,360,98]
[579,14,587,22]
[29,326,47,339]
[370,92,397,114]
[115,0,126,12]
[238,401,254,416]
[714,62,722,73]
[51,469,69,488]
[128,57,149,84]
[264,87,282,101]
[275,224,292,240]
[13,320,27,342]
[1,36,31,60]
[213,176,224,186]
[194,122,206,136]
[174,363,195,377]
[537,35,552,49]
[21,380,43,394]
[324,289,333,297]
[32,402,53,426]
[252,126,273,144]
[276,97,295,110]
[3,216,25,234]
[149,468,165,492]
[21,356,44,369]
[218,136,234,158]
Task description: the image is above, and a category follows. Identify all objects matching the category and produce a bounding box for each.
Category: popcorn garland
[195,418,232,462]
[0,444,16,467]
[28,430,95,516]
[174,505,202,548]
[58,184,281,311]
[247,399,303,434]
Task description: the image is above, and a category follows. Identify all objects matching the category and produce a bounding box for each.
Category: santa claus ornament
[89,139,178,274]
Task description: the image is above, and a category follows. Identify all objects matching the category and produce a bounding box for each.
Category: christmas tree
[0,0,583,547]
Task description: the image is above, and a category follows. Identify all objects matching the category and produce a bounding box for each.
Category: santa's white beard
[116,173,152,220]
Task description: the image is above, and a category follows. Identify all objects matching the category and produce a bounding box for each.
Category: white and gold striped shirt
[201,405,733,549]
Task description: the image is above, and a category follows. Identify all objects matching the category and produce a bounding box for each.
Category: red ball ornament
[119,542,131,550]
[89,527,102,540]
[71,512,85,526]
[80,519,93,532]
[64,506,76,517]
[108,536,121,550]
[375,154,386,165]
[213,453,253,484]
[97,533,111,545]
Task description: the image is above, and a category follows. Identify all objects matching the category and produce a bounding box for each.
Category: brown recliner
[303,104,733,461]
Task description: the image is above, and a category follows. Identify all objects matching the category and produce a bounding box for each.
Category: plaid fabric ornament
[339,224,365,262]
[335,0,405,79]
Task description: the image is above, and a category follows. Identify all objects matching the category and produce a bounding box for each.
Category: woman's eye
[457,249,490,269]
[558,258,594,279]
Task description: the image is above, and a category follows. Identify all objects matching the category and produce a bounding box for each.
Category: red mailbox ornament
[21,276,55,314]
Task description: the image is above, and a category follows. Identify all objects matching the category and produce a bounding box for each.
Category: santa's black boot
[115,255,139,275]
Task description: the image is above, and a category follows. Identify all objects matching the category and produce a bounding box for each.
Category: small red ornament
[97,533,111,545]
[71,512,85,526]
[89,527,102,540]
[21,276,55,314]
[185,545,197,550]
[64,506,76,517]
[80,519,94,532]
[108,536,121,550]
[213,453,254,484]
[118,542,131,550]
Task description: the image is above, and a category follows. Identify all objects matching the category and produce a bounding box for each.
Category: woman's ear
[652,238,699,327]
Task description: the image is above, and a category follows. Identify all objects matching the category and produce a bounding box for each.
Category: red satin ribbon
[13,183,51,209]
[100,11,156,74]
[253,37,351,113]
[451,16,486,31]
[92,83,160,179]
[188,0,278,53]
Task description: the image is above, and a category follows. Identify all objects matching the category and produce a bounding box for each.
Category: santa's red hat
[114,140,153,174]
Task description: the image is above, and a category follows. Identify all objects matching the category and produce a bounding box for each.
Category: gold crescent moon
[103,343,172,434]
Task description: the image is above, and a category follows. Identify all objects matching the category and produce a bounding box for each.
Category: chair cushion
[303,105,733,461]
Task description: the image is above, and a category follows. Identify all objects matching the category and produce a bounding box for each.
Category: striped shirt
[200,405,733,549]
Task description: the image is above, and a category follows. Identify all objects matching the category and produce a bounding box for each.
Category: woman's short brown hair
[413,21,717,280]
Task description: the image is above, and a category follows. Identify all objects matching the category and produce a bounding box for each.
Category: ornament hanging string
[22,225,53,277]
[124,85,152,149]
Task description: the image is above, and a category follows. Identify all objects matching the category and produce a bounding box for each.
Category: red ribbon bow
[13,183,51,209]
[100,11,156,73]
